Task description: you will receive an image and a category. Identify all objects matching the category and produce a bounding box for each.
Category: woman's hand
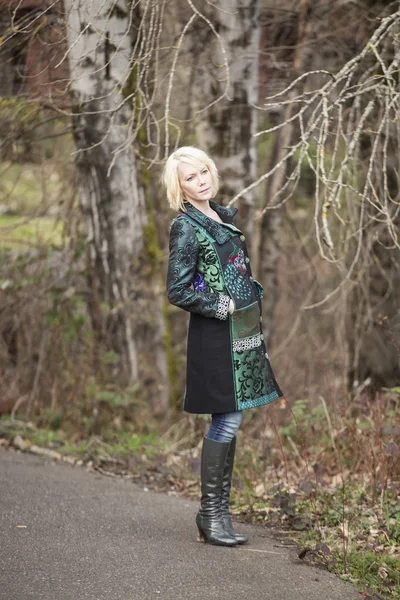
[228,299,235,315]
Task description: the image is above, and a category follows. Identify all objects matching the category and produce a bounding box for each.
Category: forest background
[0,1,399,598]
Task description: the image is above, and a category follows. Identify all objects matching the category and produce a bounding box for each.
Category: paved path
[0,447,361,600]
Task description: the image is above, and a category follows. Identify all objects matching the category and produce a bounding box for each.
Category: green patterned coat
[166,201,283,414]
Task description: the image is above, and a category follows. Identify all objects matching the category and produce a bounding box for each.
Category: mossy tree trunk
[64,0,169,408]
[256,0,313,348]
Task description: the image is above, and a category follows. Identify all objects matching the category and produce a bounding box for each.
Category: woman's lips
[199,188,210,194]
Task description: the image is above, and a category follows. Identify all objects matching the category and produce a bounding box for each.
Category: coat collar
[182,201,239,244]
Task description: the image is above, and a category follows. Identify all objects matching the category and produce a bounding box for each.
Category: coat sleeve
[254,279,264,299]
[166,217,231,320]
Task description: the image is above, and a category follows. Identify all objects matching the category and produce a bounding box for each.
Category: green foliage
[0,161,67,212]
[279,398,308,438]
[0,98,41,161]
[0,158,69,250]
[293,486,400,599]
[107,431,162,458]
[45,293,87,341]
[231,477,400,600]
[143,217,162,272]
[385,386,400,394]
[40,409,64,430]
[279,397,329,448]
[0,120,74,248]
[0,215,64,250]
[337,551,400,599]
[95,386,139,408]
[101,351,119,365]
[62,441,89,457]
[30,428,64,447]
[0,163,44,209]
[141,165,162,274]
[95,391,127,407]
[0,100,72,162]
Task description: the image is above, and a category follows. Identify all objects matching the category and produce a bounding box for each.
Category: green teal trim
[238,390,280,411]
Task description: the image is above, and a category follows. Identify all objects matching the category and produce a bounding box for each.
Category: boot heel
[197,526,206,542]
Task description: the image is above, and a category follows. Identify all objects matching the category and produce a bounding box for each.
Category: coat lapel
[183,202,240,244]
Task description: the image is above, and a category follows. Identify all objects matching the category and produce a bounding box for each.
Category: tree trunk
[64,0,169,407]
[188,0,261,239]
[347,141,400,390]
[347,231,400,391]
[256,0,313,347]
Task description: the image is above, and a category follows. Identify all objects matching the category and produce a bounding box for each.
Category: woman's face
[178,161,213,204]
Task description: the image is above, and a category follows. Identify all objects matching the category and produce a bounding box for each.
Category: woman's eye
[202,169,208,174]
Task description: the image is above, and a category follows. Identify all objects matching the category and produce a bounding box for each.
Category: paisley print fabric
[196,230,225,293]
[233,347,281,410]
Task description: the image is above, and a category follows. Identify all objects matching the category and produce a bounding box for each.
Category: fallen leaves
[377,566,388,580]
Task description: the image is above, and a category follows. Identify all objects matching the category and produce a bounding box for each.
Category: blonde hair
[162,146,219,212]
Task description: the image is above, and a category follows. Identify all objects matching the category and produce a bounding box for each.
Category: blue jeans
[205,411,243,443]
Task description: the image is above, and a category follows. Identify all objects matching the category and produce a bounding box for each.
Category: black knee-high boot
[220,437,248,544]
[196,437,239,546]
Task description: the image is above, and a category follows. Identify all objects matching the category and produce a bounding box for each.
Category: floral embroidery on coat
[228,245,247,272]
[193,272,207,292]
[223,243,252,301]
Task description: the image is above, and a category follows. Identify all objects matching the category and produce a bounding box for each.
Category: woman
[164,146,284,547]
